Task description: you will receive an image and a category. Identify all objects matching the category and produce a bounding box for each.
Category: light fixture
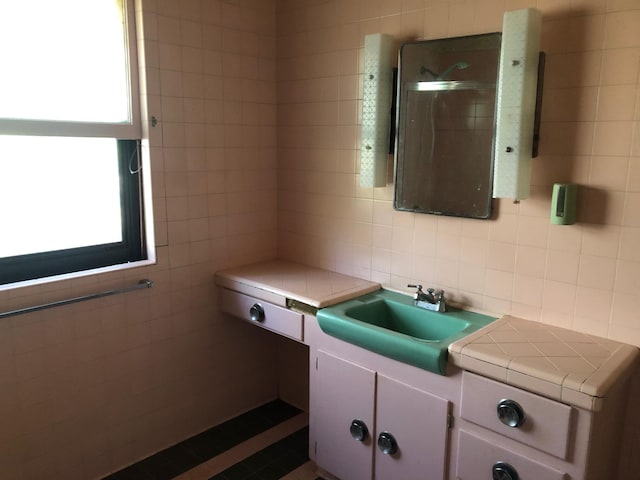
[360,33,394,188]
[492,8,542,200]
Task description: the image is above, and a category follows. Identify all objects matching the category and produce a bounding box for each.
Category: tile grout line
[174,412,310,480]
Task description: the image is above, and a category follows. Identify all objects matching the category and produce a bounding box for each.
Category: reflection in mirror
[394,34,501,219]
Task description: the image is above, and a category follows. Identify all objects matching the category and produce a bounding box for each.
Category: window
[0,0,148,287]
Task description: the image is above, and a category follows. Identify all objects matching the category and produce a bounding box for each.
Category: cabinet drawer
[460,371,573,459]
[456,430,567,480]
[219,289,304,342]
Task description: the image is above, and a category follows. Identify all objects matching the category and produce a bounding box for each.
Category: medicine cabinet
[394,33,502,219]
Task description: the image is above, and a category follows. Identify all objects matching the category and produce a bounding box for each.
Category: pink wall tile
[592,121,634,156]
[424,2,451,40]
[581,224,620,256]
[512,274,544,307]
[487,241,516,272]
[603,9,640,48]
[574,286,613,328]
[275,5,640,387]
[578,253,617,288]
[515,246,547,278]
[542,280,577,317]
[484,269,514,300]
[461,237,488,266]
[459,264,487,294]
[0,1,281,478]
[4,1,640,477]
[615,258,640,294]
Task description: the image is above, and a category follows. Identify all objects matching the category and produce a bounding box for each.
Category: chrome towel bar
[0,279,153,319]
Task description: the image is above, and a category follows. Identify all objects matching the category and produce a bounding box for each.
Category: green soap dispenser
[550,183,577,225]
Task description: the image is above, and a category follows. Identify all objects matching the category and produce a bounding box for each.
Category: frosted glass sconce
[492,8,542,200]
[360,33,394,187]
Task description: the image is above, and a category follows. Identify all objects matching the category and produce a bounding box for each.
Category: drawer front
[219,289,304,342]
[456,430,567,480]
[460,371,573,459]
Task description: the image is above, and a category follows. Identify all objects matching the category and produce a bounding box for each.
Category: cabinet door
[315,350,376,480]
[376,374,450,480]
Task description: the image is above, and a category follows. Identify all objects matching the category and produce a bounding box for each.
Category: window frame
[0,0,142,140]
[0,0,154,289]
[0,140,146,285]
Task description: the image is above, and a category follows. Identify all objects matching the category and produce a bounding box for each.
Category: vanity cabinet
[314,350,450,480]
[219,288,305,343]
[456,371,570,479]
[454,371,630,480]
[215,262,639,480]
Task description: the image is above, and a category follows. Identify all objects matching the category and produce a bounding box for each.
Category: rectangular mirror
[394,33,501,219]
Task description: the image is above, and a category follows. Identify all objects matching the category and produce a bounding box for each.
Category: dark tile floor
[208,427,309,480]
[103,400,304,480]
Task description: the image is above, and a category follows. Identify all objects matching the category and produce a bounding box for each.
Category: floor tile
[102,400,302,480]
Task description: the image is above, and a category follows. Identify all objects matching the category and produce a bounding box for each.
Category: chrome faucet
[407,284,446,312]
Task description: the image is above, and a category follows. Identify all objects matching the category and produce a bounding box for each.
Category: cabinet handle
[377,431,398,455]
[249,303,265,322]
[492,461,519,480]
[349,419,369,442]
[497,399,525,428]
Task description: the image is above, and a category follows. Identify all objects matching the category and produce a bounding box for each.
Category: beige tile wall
[0,0,280,478]
[276,0,640,347]
[1,0,639,478]
[275,1,640,475]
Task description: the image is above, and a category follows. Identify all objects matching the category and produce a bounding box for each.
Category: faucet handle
[407,284,424,301]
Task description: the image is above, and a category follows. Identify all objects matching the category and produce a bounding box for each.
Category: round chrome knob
[377,431,398,455]
[249,303,265,322]
[349,419,369,442]
[497,399,525,428]
[492,461,519,480]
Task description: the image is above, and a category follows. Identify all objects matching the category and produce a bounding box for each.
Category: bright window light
[0,0,130,123]
[0,136,123,258]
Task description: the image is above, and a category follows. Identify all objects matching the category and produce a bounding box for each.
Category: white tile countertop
[215,260,380,309]
[449,315,639,411]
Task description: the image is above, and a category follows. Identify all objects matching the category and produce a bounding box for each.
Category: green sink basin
[317,289,495,375]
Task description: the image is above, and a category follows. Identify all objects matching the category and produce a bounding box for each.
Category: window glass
[0,136,123,257]
[0,0,130,124]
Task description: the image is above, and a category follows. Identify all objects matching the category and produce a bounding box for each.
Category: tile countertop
[214,260,381,309]
[216,261,639,412]
[449,315,640,411]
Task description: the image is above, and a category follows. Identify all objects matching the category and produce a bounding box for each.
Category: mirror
[394,33,502,219]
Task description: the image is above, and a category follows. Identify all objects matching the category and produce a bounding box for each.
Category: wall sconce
[360,33,394,188]
[492,8,542,200]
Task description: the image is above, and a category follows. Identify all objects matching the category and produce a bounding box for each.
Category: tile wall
[1,0,639,478]
[276,0,640,348]
[0,0,280,478]
[275,0,640,474]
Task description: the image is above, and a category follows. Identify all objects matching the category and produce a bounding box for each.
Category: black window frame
[0,139,146,285]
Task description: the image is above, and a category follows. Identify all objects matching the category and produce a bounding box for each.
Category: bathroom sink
[317,289,495,375]
[344,299,469,340]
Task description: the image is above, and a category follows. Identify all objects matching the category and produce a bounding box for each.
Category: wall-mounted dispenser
[551,183,577,225]
[492,8,542,200]
[360,33,394,187]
